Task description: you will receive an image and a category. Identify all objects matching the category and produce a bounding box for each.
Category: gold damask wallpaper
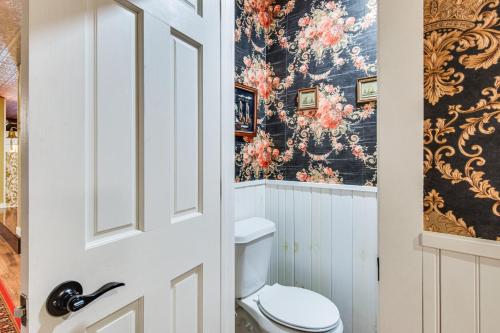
[424,0,500,240]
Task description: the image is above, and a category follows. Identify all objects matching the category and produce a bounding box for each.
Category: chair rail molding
[421,231,500,260]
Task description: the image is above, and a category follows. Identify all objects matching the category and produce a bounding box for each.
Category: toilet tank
[235,217,276,299]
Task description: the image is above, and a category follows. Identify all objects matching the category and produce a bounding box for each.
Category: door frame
[17,0,424,331]
[377,0,423,332]
[220,0,236,332]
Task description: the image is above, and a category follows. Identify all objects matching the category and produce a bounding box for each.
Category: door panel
[170,266,203,333]
[89,0,142,242]
[24,0,220,331]
[86,299,143,333]
[171,31,202,221]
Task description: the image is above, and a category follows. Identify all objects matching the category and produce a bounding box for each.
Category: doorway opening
[232,0,378,332]
[0,0,21,331]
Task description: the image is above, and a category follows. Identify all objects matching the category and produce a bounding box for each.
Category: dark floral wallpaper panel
[235,0,378,186]
[423,0,500,240]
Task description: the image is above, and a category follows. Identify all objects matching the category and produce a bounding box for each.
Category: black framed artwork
[235,83,258,137]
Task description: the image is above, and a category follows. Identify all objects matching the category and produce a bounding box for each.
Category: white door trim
[378,0,424,332]
[220,0,236,332]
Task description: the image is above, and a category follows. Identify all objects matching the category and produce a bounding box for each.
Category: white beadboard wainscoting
[422,232,500,333]
[234,180,378,333]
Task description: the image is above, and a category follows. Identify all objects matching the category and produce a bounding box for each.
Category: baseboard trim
[0,223,20,254]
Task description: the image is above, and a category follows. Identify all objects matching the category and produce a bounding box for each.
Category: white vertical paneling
[268,185,279,284]
[353,192,378,333]
[278,185,287,284]
[319,189,332,299]
[311,189,322,293]
[284,186,295,286]
[423,247,440,333]
[440,250,478,333]
[479,257,500,333]
[311,188,321,292]
[254,185,265,217]
[332,190,354,333]
[294,187,312,290]
[265,184,273,284]
[234,183,265,221]
[422,238,500,333]
[236,181,378,333]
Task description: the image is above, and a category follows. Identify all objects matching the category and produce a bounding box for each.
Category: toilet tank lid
[235,217,276,244]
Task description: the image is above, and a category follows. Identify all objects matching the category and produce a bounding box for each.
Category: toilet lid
[257,284,340,332]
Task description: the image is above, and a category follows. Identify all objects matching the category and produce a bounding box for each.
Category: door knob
[46,281,125,316]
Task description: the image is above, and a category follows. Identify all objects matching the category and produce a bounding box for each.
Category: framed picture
[235,83,258,137]
[297,87,318,111]
[357,76,377,103]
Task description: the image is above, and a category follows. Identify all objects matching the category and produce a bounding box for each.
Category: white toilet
[235,217,343,333]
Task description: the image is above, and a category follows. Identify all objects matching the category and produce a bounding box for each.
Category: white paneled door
[22,0,220,331]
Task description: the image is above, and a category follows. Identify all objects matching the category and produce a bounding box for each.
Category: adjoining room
[233,1,378,332]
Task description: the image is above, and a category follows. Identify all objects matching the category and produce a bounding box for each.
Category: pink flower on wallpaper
[298,142,307,152]
[314,89,346,130]
[235,0,296,47]
[351,145,365,159]
[343,104,354,115]
[239,55,282,105]
[288,0,377,77]
[298,17,311,27]
[236,130,287,181]
[324,167,334,176]
[242,0,276,30]
[283,149,294,162]
[297,116,307,127]
[279,110,287,121]
[296,170,309,182]
[296,164,342,184]
[360,102,375,119]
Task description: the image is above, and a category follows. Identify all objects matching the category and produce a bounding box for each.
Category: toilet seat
[237,284,343,333]
[257,284,340,332]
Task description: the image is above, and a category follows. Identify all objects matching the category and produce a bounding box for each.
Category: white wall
[235,180,378,333]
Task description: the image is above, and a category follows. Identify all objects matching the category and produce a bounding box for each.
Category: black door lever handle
[46,281,125,317]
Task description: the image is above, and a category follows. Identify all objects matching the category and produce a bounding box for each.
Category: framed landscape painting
[297,87,318,111]
[357,76,377,103]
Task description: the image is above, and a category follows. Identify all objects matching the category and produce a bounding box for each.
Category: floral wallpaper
[423,0,500,240]
[5,151,17,207]
[235,0,378,185]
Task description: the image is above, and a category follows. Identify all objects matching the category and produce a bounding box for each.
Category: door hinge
[377,257,380,282]
[14,294,27,326]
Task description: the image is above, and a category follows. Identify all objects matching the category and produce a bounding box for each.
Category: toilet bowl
[235,218,343,333]
[237,284,343,333]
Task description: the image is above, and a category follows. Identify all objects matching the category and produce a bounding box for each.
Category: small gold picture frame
[297,87,318,111]
[356,76,377,103]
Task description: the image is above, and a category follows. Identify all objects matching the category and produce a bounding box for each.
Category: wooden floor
[0,236,19,306]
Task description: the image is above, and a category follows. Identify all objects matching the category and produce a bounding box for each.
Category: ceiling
[0,0,21,120]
